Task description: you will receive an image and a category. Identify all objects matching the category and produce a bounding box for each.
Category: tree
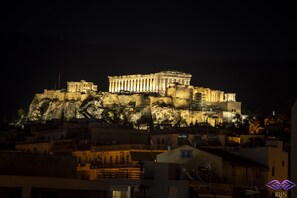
[232,113,242,128]
[17,108,26,119]
[0,115,8,130]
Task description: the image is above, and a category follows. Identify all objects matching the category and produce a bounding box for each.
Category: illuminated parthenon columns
[108,70,192,95]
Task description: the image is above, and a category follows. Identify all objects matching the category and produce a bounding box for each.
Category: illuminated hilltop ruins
[27,70,241,128]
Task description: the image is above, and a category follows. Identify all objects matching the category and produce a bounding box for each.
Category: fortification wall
[102,93,145,107]
[35,90,65,101]
[35,91,93,102]
[65,92,81,101]
[118,94,145,107]
[173,98,190,109]
[167,85,192,99]
[180,110,205,125]
[149,96,173,106]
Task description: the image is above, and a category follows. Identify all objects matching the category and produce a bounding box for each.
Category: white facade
[239,144,288,197]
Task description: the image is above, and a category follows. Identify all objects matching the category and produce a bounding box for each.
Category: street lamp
[206,163,212,195]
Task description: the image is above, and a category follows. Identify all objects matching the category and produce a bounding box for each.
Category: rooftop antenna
[58,72,61,90]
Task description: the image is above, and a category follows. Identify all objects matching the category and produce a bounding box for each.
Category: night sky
[0,1,296,121]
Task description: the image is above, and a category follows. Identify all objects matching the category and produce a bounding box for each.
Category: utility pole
[206,163,212,195]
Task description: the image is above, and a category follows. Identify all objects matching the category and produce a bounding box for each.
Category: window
[112,191,127,198]
[180,150,193,159]
[121,157,125,164]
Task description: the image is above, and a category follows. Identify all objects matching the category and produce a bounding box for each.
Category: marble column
[155,77,158,92]
[113,81,115,92]
[140,79,143,92]
[146,78,149,92]
[137,79,139,92]
[128,79,131,92]
[146,78,149,91]
[112,80,115,92]
[152,78,155,91]
[149,78,152,92]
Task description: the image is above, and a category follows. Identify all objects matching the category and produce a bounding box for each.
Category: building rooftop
[198,147,268,169]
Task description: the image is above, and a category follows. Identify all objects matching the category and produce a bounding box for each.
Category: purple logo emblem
[266,180,296,191]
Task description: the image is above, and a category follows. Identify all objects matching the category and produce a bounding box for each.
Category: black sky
[0,1,296,120]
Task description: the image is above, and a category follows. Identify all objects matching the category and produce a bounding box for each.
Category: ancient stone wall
[149,96,173,106]
[102,93,145,107]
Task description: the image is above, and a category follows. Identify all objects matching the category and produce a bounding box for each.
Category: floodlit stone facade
[67,80,98,93]
[192,87,236,103]
[108,70,191,95]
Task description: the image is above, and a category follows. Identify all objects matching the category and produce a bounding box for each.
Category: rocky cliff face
[26,90,211,128]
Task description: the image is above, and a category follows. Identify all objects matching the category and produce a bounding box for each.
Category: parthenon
[108,70,191,94]
[108,70,237,105]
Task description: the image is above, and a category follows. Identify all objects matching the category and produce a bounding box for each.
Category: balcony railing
[221,176,265,186]
[91,144,169,151]
[97,170,154,180]
[90,163,138,169]
[184,171,266,186]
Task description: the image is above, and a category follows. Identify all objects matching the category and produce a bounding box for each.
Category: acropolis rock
[26,70,242,128]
